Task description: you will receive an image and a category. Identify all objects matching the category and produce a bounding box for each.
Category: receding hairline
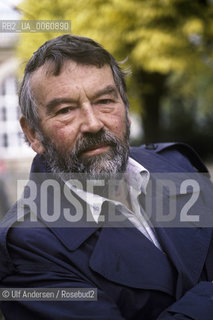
[31,58,113,79]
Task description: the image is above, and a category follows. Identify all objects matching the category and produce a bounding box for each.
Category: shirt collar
[65,157,150,223]
[126,157,150,194]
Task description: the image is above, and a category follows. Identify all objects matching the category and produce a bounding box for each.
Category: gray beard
[40,127,130,181]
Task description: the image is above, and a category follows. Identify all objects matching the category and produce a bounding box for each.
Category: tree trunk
[134,70,168,144]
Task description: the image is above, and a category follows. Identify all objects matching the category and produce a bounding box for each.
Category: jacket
[0,143,213,320]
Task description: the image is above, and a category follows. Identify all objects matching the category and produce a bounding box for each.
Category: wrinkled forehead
[30,59,76,83]
[30,59,113,88]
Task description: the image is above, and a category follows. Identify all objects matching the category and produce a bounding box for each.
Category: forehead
[30,60,116,101]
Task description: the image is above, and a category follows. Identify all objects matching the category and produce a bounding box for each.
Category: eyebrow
[91,85,119,100]
[45,85,119,115]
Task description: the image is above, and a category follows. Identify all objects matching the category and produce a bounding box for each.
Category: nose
[80,104,104,133]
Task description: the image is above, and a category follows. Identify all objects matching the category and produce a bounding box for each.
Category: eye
[56,107,72,115]
[98,99,113,104]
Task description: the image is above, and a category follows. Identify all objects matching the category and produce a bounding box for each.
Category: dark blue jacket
[1,143,213,320]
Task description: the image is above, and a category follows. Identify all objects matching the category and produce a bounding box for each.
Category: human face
[25,61,130,176]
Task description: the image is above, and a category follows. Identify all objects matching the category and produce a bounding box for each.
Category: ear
[20,116,45,154]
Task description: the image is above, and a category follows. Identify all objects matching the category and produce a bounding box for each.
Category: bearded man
[0,35,213,320]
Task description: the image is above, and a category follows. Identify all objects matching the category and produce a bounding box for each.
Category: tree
[16,0,213,143]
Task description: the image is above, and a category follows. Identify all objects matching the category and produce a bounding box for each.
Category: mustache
[41,126,129,176]
[73,129,119,157]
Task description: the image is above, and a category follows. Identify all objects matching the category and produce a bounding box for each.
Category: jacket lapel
[155,226,212,299]
[89,223,176,297]
[27,169,103,251]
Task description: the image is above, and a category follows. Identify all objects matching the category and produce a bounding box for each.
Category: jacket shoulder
[131,142,209,175]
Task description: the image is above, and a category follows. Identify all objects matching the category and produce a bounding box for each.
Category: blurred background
[1,0,213,219]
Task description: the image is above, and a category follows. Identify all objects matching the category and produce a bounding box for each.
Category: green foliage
[16,0,213,148]
[17,0,213,73]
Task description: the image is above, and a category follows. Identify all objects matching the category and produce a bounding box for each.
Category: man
[0,34,213,320]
